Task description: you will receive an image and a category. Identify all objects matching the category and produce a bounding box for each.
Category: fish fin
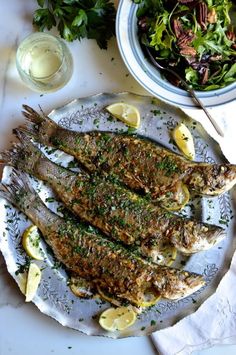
[0,169,35,206]
[9,169,35,193]
[22,105,46,125]
[0,143,22,167]
[1,130,43,173]
[0,182,15,204]
[13,127,35,145]
[21,105,57,144]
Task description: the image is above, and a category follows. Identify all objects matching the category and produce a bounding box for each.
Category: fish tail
[0,129,43,174]
[22,105,45,125]
[0,142,24,168]
[21,105,57,145]
[0,169,35,207]
[0,169,58,231]
[0,182,15,205]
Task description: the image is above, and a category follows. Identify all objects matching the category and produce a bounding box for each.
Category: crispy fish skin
[21,105,236,197]
[1,131,225,260]
[0,171,205,303]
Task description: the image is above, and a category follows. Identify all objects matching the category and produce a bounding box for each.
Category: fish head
[154,268,205,300]
[185,164,236,196]
[171,222,226,254]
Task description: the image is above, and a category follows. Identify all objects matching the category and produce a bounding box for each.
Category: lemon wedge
[173,123,195,160]
[22,225,44,261]
[99,306,137,331]
[106,102,140,128]
[25,262,42,302]
[17,273,27,295]
[162,183,190,212]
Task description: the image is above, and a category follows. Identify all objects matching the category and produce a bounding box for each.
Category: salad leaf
[185,68,199,84]
[149,11,174,52]
[224,62,236,79]
[133,0,236,90]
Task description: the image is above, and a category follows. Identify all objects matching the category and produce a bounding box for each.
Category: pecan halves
[207,8,217,24]
[180,46,197,56]
[138,17,148,33]
[177,30,196,47]
[209,54,223,62]
[196,1,208,31]
[177,29,196,57]
[178,0,197,3]
[226,30,236,42]
[226,30,236,50]
[172,18,183,39]
[200,66,209,85]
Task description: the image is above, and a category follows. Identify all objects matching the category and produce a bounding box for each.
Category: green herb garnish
[33,0,116,49]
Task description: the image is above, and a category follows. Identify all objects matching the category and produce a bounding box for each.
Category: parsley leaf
[33,0,116,49]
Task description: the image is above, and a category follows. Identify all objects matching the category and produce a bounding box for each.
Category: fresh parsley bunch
[33,0,116,49]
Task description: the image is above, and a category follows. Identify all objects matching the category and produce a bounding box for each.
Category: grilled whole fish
[0,171,205,303]
[21,105,236,198]
[1,130,225,262]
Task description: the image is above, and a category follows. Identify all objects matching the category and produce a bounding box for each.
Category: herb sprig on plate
[33,0,116,49]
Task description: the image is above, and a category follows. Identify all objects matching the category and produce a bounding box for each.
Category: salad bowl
[116,0,236,108]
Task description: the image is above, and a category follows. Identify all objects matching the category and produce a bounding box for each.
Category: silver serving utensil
[145,46,224,137]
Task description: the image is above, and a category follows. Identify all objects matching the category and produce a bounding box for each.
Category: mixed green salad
[133,0,236,90]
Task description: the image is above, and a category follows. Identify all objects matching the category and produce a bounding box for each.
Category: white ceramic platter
[0,93,235,338]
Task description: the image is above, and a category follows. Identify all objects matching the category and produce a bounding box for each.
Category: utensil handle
[168,69,224,137]
[145,46,224,137]
[186,88,224,137]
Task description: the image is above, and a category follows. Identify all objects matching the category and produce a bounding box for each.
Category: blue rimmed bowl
[116,0,236,108]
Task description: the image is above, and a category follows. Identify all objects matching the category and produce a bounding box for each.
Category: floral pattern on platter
[0,92,235,338]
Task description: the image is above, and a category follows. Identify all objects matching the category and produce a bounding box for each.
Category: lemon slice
[138,292,161,308]
[69,276,94,298]
[99,306,137,331]
[97,286,122,307]
[173,123,195,160]
[106,102,140,128]
[25,263,41,302]
[22,225,44,261]
[97,285,160,308]
[155,244,177,267]
[162,183,190,212]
